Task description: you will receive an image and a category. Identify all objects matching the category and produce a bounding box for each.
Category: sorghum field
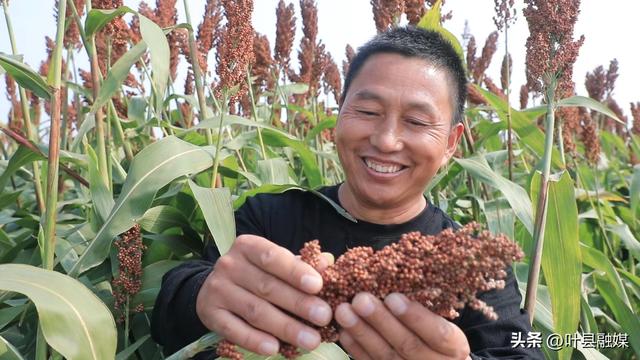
[0,0,638,359]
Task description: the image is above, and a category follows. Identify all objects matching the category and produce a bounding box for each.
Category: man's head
[335,26,466,221]
[340,26,467,126]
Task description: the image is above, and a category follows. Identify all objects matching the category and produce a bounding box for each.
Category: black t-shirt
[151,185,543,359]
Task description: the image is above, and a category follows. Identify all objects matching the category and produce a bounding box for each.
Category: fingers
[220,281,323,351]
[350,293,442,359]
[236,235,323,294]
[339,330,373,360]
[229,259,332,326]
[335,303,396,359]
[208,309,280,356]
[384,293,470,358]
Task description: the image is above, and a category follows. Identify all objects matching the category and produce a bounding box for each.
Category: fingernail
[297,329,320,350]
[258,340,279,355]
[352,293,374,317]
[336,304,358,328]
[309,303,332,324]
[300,274,322,292]
[385,293,408,315]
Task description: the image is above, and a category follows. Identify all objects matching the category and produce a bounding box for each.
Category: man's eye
[357,110,379,116]
[407,118,427,126]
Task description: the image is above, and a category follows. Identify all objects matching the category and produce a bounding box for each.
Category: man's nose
[370,117,403,152]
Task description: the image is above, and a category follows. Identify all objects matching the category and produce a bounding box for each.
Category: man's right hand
[196,234,333,356]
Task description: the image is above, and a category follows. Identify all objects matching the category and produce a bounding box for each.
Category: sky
[1,0,639,124]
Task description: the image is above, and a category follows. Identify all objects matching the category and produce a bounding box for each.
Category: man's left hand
[335,292,471,360]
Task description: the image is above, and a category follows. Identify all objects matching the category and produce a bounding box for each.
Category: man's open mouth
[363,157,406,174]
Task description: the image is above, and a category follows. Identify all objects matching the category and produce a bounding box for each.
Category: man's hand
[196,235,333,356]
[335,292,471,360]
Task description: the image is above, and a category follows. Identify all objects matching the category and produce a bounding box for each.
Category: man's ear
[441,122,464,167]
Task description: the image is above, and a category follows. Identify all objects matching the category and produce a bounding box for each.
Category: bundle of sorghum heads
[217,222,523,359]
[303,222,524,341]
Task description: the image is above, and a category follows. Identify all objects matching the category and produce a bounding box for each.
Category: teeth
[365,158,402,173]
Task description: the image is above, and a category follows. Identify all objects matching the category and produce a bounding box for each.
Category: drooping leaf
[188,181,235,256]
[90,41,147,114]
[139,14,170,111]
[0,52,51,99]
[0,264,116,360]
[454,155,534,235]
[581,244,630,307]
[594,275,640,355]
[132,260,181,309]
[69,136,215,276]
[530,171,581,360]
[556,96,623,124]
[605,223,640,263]
[84,7,135,37]
[0,145,46,193]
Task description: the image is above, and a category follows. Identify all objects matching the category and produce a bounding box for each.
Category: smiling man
[151,27,543,359]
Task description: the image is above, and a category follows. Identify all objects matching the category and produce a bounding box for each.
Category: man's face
[336,53,463,211]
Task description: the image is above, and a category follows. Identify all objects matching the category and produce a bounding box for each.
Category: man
[152,27,543,359]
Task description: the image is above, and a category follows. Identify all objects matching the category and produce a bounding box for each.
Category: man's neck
[337,183,427,225]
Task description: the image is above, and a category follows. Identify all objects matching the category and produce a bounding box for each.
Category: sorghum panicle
[274,0,296,72]
[493,0,516,31]
[631,102,640,135]
[215,0,255,105]
[342,44,355,79]
[112,224,146,323]
[472,31,498,84]
[523,0,584,96]
[404,0,426,25]
[500,53,512,91]
[197,0,223,74]
[519,84,529,109]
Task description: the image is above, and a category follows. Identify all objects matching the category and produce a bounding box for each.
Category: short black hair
[341,26,467,125]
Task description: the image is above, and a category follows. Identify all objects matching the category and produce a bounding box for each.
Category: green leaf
[0,264,116,359]
[477,86,564,169]
[86,145,114,225]
[262,129,322,188]
[416,0,465,67]
[556,95,623,124]
[188,181,235,256]
[278,83,309,97]
[139,14,170,111]
[454,155,534,235]
[304,117,337,143]
[631,165,640,220]
[132,260,181,309]
[594,275,640,355]
[69,137,215,276]
[0,52,51,99]
[530,171,581,360]
[484,198,515,239]
[581,244,630,306]
[0,335,25,360]
[256,158,291,185]
[139,205,190,233]
[0,145,46,192]
[90,41,147,114]
[606,223,640,263]
[84,7,135,38]
[115,335,150,360]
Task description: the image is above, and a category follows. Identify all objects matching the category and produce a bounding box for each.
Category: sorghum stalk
[504,22,514,181]
[183,0,217,185]
[41,0,67,270]
[2,0,45,213]
[524,75,556,322]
